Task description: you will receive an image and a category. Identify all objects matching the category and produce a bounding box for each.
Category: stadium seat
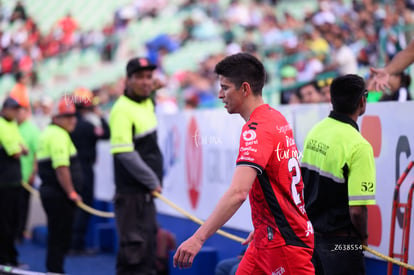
[0,75,15,97]
[168,247,217,275]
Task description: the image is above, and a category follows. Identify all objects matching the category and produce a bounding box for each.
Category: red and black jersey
[236,104,314,249]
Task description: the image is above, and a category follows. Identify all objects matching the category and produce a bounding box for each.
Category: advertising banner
[94,101,414,263]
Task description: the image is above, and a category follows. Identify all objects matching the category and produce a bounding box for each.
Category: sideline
[21,183,414,271]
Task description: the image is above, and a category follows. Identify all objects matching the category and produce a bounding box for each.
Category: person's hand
[362,237,368,246]
[368,67,390,92]
[28,173,36,186]
[152,185,162,196]
[68,190,82,203]
[242,231,254,246]
[173,235,203,269]
[20,144,29,156]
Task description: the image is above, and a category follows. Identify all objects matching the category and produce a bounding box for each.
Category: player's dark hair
[214,53,266,96]
[330,74,366,115]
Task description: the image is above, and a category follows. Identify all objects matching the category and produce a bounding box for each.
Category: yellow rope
[21,182,114,218]
[362,245,414,271]
[152,191,245,243]
[20,182,414,270]
[76,201,114,218]
[152,192,414,270]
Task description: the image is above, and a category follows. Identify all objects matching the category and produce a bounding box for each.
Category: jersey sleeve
[348,142,376,206]
[236,122,274,174]
[50,131,71,168]
[110,103,134,154]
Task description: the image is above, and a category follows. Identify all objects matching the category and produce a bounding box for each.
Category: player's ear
[241,82,251,96]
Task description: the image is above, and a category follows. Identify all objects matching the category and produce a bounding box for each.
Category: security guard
[110,57,163,275]
[0,97,27,267]
[70,88,110,254]
[37,96,83,274]
[301,74,376,275]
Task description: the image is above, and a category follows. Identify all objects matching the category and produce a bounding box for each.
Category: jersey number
[288,158,303,206]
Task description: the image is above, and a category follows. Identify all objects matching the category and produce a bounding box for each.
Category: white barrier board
[94,101,414,264]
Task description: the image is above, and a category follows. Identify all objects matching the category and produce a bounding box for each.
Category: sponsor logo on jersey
[276,124,291,134]
[242,129,256,141]
[272,267,285,275]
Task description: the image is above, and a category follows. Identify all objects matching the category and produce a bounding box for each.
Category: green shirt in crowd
[19,119,40,183]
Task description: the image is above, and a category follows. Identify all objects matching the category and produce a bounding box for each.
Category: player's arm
[173,166,257,269]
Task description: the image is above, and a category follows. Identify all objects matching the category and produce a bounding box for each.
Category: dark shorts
[313,234,365,275]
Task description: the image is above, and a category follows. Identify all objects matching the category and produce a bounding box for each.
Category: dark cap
[126,57,156,77]
[2,96,21,109]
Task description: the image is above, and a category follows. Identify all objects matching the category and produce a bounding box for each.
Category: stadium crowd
[0,0,413,116]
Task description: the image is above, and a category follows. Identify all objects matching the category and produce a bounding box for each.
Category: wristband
[69,191,78,200]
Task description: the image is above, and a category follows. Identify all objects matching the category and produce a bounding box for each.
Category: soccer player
[173,53,315,274]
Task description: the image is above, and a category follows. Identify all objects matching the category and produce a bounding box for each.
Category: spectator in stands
[37,96,83,274]
[13,94,40,243]
[379,72,411,102]
[279,65,298,104]
[32,95,53,131]
[0,49,15,75]
[303,25,329,57]
[69,88,110,255]
[297,81,323,104]
[0,97,27,268]
[316,75,335,103]
[9,0,27,23]
[326,29,358,75]
[56,12,79,52]
[9,71,31,112]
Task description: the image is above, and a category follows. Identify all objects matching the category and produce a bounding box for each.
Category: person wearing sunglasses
[301,74,376,275]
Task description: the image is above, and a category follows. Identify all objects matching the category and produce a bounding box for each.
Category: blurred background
[0,0,413,116]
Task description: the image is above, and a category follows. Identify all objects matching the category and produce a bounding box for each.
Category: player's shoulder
[249,104,288,129]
